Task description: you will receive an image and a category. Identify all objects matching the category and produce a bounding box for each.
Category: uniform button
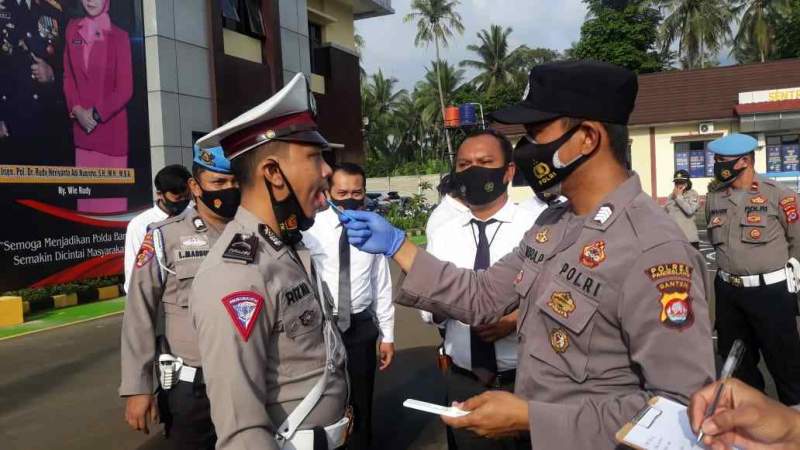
[26,32,32,38]
[32,94,38,100]
[1,95,5,101]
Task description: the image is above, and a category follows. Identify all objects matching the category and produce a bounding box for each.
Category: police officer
[340,61,716,448]
[665,170,700,249]
[0,0,71,164]
[120,146,240,449]
[705,132,800,406]
[190,73,349,449]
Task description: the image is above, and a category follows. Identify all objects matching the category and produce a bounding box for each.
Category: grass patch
[0,297,126,340]
[409,235,427,246]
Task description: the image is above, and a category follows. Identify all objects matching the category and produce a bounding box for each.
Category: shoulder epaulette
[222,233,258,264]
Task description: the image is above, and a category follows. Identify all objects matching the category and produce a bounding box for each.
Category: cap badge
[549,328,569,353]
[721,169,732,179]
[200,149,214,164]
[265,130,277,139]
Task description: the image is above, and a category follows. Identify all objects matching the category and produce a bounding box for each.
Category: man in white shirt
[427,173,470,237]
[423,129,545,450]
[123,165,191,293]
[302,162,395,450]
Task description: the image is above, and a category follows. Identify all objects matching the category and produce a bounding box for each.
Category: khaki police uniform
[706,174,800,404]
[664,188,700,245]
[120,208,220,448]
[190,207,349,450]
[396,174,715,448]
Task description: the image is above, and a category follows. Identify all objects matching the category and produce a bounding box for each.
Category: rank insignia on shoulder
[535,228,550,243]
[549,328,569,353]
[580,240,606,269]
[193,217,207,231]
[593,204,614,224]
[258,224,284,251]
[221,291,264,342]
[223,233,258,264]
[750,195,767,205]
[135,232,155,268]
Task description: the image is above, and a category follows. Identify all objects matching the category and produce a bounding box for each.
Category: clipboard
[615,396,703,450]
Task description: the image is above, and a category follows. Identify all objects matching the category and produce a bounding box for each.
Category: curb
[0,310,124,342]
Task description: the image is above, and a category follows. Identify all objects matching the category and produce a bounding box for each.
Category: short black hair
[331,162,366,188]
[459,128,513,165]
[154,164,191,194]
[230,143,287,188]
[563,118,629,165]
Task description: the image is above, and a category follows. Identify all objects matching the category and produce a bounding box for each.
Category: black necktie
[470,219,498,384]
[337,226,351,332]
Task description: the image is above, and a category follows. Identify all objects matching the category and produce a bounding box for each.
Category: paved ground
[0,238,779,449]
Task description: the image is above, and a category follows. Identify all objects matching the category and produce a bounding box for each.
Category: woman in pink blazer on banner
[64,0,133,213]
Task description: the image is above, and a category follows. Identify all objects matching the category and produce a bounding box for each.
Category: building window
[309,22,323,74]
[766,135,800,173]
[674,140,714,178]
[221,0,265,38]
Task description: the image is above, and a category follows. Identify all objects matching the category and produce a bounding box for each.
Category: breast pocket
[708,215,727,245]
[528,278,600,383]
[515,262,543,334]
[166,260,202,307]
[740,211,779,244]
[280,292,323,339]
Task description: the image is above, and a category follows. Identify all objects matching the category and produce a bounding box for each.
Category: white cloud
[356,0,587,90]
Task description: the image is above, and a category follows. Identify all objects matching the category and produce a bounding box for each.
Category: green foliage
[732,0,791,64]
[384,194,432,231]
[775,0,800,58]
[572,0,670,73]
[2,275,122,304]
[658,0,734,69]
[404,0,465,49]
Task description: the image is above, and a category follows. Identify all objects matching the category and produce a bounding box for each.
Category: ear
[578,121,603,156]
[262,157,286,189]
[505,162,516,185]
[188,177,203,198]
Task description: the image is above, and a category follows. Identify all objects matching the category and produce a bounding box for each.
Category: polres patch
[221,291,264,342]
[781,196,798,224]
[135,232,155,268]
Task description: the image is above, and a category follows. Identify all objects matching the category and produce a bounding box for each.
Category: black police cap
[490,60,638,126]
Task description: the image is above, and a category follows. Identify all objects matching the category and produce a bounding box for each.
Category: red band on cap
[221,111,318,158]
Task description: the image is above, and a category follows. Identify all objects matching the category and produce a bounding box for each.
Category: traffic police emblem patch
[221,291,264,342]
[535,228,549,243]
[135,232,155,268]
[580,240,606,269]
[550,328,569,353]
[547,292,576,318]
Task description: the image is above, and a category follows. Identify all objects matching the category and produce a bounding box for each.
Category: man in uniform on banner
[191,73,349,449]
[120,146,240,449]
[0,0,71,164]
[705,133,800,406]
[338,61,715,448]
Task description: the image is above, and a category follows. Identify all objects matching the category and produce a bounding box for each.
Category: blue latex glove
[338,210,406,256]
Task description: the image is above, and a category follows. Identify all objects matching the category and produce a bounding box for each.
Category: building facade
[145,0,391,174]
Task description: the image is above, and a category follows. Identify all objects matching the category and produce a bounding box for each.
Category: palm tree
[732,0,791,63]
[404,0,464,160]
[361,71,407,159]
[658,0,734,69]
[414,61,464,161]
[460,25,528,92]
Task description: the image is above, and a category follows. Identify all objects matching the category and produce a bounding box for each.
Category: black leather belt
[351,310,374,322]
[451,364,516,388]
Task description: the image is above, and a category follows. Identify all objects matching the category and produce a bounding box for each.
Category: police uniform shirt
[706,174,800,275]
[664,188,700,243]
[302,207,395,342]
[397,174,715,449]
[119,207,217,396]
[426,194,471,238]
[421,200,538,372]
[190,207,347,449]
[123,204,169,293]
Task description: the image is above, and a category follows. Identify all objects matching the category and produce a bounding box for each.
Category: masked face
[264,165,315,245]
[714,156,746,185]
[452,165,508,207]
[330,171,366,211]
[513,124,584,195]
[199,187,240,219]
[160,191,190,216]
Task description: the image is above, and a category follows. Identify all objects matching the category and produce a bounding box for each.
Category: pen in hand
[696,339,745,445]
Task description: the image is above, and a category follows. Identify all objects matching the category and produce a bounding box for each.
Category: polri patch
[781,196,798,224]
[135,232,155,268]
[223,233,258,264]
[221,291,264,342]
[580,240,606,269]
[645,263,692,281]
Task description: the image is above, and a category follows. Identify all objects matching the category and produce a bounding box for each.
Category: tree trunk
[434,33,454,162]
[700,37,705,69]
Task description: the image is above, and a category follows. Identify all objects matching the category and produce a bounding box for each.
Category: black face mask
[513,125,583,194]
[199,186,240,219]
[265,165,315,246]
[714,157,746,185]
[332,197,364,211]
[452,165,508,206]
[161,197,189,216]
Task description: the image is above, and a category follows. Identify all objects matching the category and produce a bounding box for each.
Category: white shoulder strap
[152,228,175,282]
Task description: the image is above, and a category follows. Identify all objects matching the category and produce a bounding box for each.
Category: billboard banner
[0,0,150,291]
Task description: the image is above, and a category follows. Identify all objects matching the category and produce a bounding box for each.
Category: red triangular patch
[221,291,264,342]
